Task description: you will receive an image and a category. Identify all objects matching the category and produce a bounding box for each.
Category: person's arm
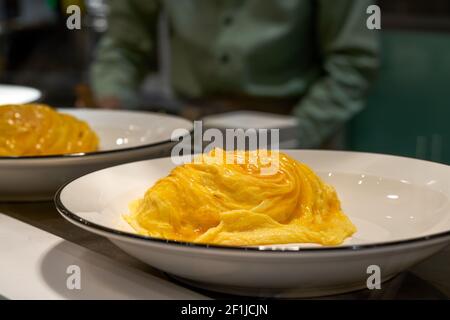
[90,0,160,109]
[294,0,379,148]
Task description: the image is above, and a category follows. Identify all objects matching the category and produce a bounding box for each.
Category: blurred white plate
[0,109,192,201]
[202,111,298,149]
[56,150,450,297]
[0,85,42,104]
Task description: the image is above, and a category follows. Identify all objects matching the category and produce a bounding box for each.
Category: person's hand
[95,96,122,109]
[75,84,122,109]
[75,95,122,109]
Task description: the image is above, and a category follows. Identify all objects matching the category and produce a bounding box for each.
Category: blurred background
[0,0,449,163]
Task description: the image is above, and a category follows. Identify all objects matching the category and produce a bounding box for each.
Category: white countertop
[0,214,207,300]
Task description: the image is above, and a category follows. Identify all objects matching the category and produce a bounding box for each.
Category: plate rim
[54,149,450,254]
[0,108,193,160]
[0,84,42,104]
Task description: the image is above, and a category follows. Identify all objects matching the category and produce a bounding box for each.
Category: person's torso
[162,0,322,99]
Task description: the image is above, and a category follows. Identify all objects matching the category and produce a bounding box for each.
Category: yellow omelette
[125,149,356,246]
[0,104,99,156]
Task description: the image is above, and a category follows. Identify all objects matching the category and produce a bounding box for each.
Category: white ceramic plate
[0,85,42,104]
[0,109,192,201]
[56,150,450,297]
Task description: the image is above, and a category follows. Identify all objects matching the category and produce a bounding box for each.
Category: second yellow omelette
[125,149,356,246]
[0,104,99,156]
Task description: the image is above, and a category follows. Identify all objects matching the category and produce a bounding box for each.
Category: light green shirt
[91,0,379,147]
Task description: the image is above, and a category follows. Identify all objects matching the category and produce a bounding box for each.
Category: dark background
[0,0,449,163]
